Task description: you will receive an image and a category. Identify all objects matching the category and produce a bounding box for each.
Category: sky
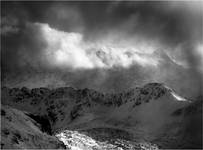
[1,1,203,98]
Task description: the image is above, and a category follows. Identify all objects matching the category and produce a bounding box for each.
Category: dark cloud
[1,1,202,98]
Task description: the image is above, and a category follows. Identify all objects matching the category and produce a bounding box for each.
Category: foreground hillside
[1,105,65,149]
[1,83,202,149]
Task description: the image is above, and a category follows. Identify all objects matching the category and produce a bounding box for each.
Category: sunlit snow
[171,92,187,101]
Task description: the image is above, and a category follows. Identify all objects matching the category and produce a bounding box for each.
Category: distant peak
[142,82,170,91]
[142,83,189,102]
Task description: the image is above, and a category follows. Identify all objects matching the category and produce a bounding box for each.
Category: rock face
[1,83,202,149]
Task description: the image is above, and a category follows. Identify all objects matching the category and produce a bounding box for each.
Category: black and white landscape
[1,1,202,149]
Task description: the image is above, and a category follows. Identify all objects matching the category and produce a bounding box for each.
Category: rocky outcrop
[1,105,66,149]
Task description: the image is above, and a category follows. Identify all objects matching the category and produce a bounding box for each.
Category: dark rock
[27,114,52,135]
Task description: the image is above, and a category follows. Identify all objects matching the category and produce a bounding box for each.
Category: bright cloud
[36,23,94,69]
[34,23,161,69]
[195,44,203,73]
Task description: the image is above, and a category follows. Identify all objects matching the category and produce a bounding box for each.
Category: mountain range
[1,83,202,149]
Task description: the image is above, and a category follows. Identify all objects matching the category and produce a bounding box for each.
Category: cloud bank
[1,1,202,98]
[32,23,162,69]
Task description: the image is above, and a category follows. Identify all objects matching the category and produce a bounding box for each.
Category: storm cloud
[1,1,202,98]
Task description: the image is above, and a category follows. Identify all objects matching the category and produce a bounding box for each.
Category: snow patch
[171,92,187,101]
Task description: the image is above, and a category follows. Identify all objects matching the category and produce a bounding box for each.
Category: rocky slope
[1,105,65,149]
[1,83,202,149]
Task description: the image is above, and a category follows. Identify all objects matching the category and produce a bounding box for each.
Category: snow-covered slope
[1,83,202,149]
